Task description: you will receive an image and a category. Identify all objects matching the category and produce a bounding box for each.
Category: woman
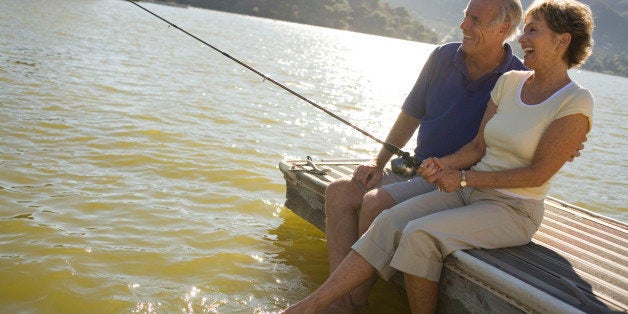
[282,0,594,313]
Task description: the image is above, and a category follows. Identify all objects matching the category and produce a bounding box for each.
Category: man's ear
[499,22,510,36]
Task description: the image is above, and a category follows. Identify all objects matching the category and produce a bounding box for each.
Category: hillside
[385,0,628,77]
[161,0,625,76]
[173,0,438,43]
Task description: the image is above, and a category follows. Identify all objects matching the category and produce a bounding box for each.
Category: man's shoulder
[433,42,461,56]
[506,58,527,71]
[425,43,462,68]
[503,44,527,71]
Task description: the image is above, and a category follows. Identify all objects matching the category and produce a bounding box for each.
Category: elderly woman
[282,0,595,313]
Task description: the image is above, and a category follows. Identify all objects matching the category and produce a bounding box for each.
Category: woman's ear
[557,32,571,49]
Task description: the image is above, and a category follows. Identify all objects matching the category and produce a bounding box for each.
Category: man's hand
[352,161,384,190]
[568,136,587,162]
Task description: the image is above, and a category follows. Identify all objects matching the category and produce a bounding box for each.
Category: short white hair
[492,0,523,42]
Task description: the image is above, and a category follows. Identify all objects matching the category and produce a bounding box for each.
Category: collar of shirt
[453,43,518,80]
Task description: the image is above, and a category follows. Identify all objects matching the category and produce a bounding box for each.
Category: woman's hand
[419,158,467,192]
[429,169,465,192]
[418,158,452,191]
[418,157,444,179]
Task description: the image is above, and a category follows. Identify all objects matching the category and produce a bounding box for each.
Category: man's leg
[325,170,406,309]
[324,177,366,310]
[325,170,407,276]
[346,188,396,306]
[325,177,365,275]
[359,188,397,234]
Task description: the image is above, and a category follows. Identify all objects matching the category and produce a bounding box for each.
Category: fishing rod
[126,0,419,174]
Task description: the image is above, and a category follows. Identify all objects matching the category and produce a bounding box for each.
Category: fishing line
[125,0,419,172]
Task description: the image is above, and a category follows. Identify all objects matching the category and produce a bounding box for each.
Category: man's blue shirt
[401,42,526,160]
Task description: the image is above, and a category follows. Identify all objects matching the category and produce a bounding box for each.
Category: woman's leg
[391,189,543,282]
[352,189,466,281]
[389,189,543,312]
[404,273,439,314]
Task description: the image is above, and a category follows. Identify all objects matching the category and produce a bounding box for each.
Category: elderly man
[324,0,526,309]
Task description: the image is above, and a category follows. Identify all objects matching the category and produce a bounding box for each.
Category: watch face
[461,181,467,187]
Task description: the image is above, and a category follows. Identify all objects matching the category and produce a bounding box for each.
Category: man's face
[459,0,506,56]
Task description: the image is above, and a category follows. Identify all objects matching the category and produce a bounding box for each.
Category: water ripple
[0,0,625,313]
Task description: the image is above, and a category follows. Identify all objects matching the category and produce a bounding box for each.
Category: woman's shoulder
[567,82,595,110]
[502,70,532,79]
[554,81,594,123]
[495,70,532,87]
[571,82,594,99]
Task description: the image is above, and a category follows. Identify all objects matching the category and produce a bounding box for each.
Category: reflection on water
[0,0,625,312]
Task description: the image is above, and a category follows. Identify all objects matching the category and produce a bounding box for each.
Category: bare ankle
[327,298,357,314]
[349,293,369,307]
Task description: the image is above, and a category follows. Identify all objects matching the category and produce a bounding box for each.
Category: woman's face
[518,15,567,70]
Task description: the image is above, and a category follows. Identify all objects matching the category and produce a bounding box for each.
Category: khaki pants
[352,187,545,282]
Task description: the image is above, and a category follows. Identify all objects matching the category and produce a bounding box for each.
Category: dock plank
[279,159,628,313]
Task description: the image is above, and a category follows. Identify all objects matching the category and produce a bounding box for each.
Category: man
[324,0,526,309]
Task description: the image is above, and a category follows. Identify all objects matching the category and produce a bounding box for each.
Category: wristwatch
[460,170,467,188]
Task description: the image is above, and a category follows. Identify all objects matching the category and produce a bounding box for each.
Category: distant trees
[175,0,438,43]
[584,51,628,77]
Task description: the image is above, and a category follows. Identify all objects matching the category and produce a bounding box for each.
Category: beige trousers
[352,187,545,282]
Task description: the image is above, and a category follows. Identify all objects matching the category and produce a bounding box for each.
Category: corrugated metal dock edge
[278,159,628,313]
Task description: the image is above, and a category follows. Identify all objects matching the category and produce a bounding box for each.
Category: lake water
[1,0,626,312]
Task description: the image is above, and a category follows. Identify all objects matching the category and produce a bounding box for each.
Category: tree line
[173,0,439,43]
[583,51,628,78]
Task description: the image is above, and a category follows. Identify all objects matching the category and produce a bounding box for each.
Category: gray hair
[491,0,523,42]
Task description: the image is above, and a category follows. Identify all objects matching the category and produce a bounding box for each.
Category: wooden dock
[279,158,627,313]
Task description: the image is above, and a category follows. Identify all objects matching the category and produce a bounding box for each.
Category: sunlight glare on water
[0,0,625,313]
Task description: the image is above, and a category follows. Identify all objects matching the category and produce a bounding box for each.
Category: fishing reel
[390,154,421,178]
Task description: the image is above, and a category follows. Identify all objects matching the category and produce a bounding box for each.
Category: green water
[1,0,625,312]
